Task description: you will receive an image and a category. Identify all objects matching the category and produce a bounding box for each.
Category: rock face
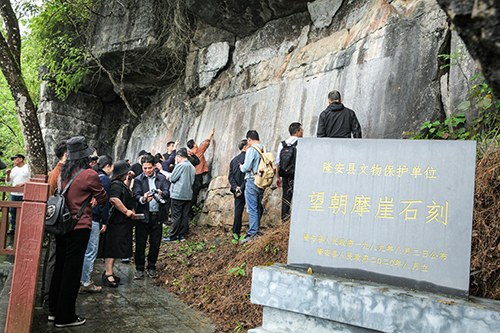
[436,0,500,96]
[38,0,479,230]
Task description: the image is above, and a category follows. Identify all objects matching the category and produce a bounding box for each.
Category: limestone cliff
[38,0,479,231]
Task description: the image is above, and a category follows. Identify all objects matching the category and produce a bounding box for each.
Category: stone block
[307,0,343,29]
[251,265,500,333]
[233,13,310,73]
[198,42,230,88]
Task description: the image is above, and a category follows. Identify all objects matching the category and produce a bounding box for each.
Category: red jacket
[191,139,210,175]
[61,168,107,230]
[47,161,63,196]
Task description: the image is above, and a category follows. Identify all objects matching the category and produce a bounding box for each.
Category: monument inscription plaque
[287,138,476,296]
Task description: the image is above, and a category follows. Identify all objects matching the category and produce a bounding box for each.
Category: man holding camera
[132,154,170,279]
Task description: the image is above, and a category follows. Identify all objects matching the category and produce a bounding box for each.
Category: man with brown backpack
[239,130,275,243]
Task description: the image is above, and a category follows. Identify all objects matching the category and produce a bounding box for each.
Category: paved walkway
[29,259,215,332]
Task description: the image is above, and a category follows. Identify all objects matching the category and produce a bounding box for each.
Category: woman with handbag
[49,136,107,328]
[97,160,136,287]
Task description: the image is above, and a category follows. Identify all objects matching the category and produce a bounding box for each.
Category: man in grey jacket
[164,148,196,241]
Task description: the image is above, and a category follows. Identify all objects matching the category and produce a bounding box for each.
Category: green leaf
[457,100,471,111]
[477,98,492,109]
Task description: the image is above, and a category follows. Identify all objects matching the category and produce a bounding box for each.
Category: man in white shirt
[6,154,30,234]
[275,123,303,223]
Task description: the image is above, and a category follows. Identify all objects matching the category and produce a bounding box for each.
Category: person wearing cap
[97,160,136,287]
[49,136,107,328]
[80,155,114,293]
[164,148,196,242]
[5,153,30,234]
[130,150,148,177]
[132,154,170,279]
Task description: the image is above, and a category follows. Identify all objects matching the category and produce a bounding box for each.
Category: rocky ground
[156,220,289,332]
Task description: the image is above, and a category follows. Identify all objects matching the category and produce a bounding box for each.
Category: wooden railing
[0,183,24,255]
[1,175,49,333]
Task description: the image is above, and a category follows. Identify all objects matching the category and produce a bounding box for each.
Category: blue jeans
[244,178,264,236]
[9,194,23,231]
[80,221,100,284]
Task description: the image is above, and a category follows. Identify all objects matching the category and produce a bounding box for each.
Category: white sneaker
[55,317,86,328]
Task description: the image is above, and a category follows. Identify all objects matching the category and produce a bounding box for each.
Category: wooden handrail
[3,175,49,333]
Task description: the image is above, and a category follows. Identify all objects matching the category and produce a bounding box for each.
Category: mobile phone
[134,213,145,219]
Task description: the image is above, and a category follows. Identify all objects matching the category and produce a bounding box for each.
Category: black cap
[112,160,131,178]
[138,150,148,157]
[11,154,25,160]
[66,136,96,161]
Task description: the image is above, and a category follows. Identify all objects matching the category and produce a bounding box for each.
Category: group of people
[33,126,216,327]
[228,90,362,243]
[0,89,360,328]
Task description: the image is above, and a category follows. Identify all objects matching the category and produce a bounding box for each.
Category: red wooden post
[5,180,49,333]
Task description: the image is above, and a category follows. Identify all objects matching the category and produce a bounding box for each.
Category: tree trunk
[0,0,47,176]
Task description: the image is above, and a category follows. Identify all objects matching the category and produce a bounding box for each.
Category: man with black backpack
[276,122,303,223]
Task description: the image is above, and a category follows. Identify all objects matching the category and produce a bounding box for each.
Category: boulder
[185,0,310,37]
[436,0,500,96]
[307,0,343,29]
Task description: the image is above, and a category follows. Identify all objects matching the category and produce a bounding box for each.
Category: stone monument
[250,139,500,333]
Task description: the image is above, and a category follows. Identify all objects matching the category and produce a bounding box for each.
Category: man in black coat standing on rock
[228,140,248,237]
[317,90,362,138]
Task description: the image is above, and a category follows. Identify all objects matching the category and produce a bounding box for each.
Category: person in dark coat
[132,154,170,279]
[316,90,362,138]
[228,140,247,236]
[97,160,136,288]
[130,150,148,177]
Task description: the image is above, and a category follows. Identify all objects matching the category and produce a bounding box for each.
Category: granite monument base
[250,264,500,333]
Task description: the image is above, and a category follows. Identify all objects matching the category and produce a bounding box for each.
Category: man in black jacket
[130,150,148,177]
[132,154,170,279]
[228,140,247,236]
[317,91,362,138]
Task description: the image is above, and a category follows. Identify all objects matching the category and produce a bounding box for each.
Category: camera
[89,154,99,162]
[235,188,242,196]
[150,189,166,204]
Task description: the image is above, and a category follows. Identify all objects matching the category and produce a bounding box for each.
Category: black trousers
[232,194,245,236]
[189,174,203,216]
[41,233,57,306]
[281,177,294,222]
[135,214,162,271]
[50,228,91,325]
[170,199,191,240]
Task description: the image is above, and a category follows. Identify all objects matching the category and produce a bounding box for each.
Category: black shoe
[147,268,158,278]
[102,271,120,283]
[134,270,144,280]
[55,317,86,328]
[102,275,118,288]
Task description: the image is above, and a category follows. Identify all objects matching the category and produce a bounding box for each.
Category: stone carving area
[38,0,479,229]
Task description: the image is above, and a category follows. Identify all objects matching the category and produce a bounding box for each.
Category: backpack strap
[281,140,287,148]
[251,144,268,155]
[58,169,91,220]
[58,168,85,195]
[250,145,264,177]
[75,196,92,221]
